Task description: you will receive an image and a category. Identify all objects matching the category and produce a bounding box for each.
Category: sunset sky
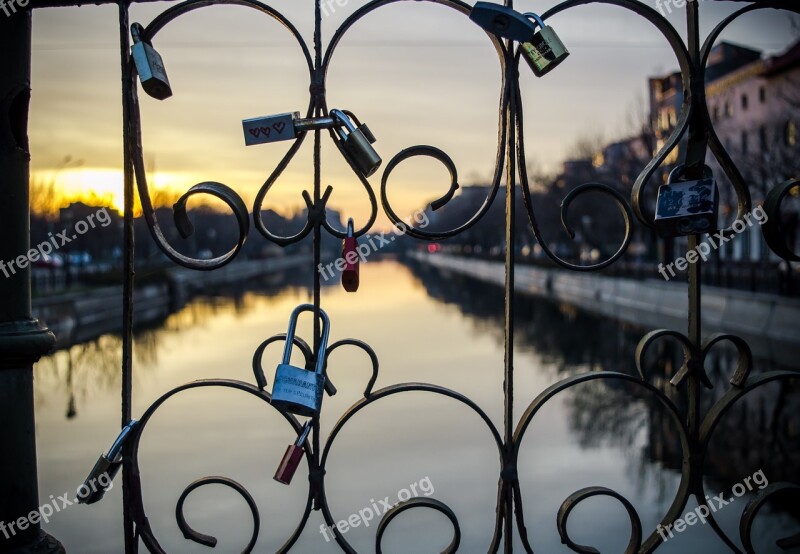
[29,0,797,227]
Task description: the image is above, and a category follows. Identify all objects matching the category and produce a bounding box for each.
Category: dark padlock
[655,176,719,237]
[130,23,172,100]
[520,13,570,77]
[342,218,360,293]
[77,420,138,505]
[273,421,312,485]
[331,109,382,178]
[271,305,331,417]
[340,110,377,144]
[469,2,538,42]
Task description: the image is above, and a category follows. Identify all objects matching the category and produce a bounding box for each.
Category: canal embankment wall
[32,255,306,348]
[410,252,800,366]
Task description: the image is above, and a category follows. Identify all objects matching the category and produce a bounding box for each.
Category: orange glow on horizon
[29,167,435,231]
[31,168,220,217]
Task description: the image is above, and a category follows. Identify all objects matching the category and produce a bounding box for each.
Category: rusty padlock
[273,421,312,485]
[342,218,360,292]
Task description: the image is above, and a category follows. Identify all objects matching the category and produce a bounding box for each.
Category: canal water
[31,259,798,553]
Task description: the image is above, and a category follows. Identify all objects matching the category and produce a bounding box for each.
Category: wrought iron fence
[16,0,800,552]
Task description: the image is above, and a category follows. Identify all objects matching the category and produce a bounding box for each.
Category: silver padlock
[130,23,172,100]
[271,305,330,417]
[331,109,382,178]
[77,420,138,505]
[520,13,570,77]
[243,112,301,146]
[242,112,342,146]
[655,176,719,237]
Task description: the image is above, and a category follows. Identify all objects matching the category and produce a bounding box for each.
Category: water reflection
[34,274,317,421]
[31,259,799,553]
[405,258,800,534]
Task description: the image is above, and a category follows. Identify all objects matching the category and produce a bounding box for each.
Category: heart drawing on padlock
[248,127,272,139]
[273,122,286,134]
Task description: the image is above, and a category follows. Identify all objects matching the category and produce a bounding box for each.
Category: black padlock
[331,109,382,178]
[77,420,138,505]
[655,177,719,237]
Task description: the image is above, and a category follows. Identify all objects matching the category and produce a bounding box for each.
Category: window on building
[741,131,748,155]
[660,110,669,131]
[787,121,797,147]
[725,101,733,117]
[759,126,767,150]
[759,86,766,103]
[741,94,748,110]
[712,106,719,122]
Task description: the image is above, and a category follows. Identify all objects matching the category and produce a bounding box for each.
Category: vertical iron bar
[682,5,709,515]
[0,8,63,553]
[312,0,323,511]
[685,0,702,442]
[118,2,137,551]
[503,0,516,548]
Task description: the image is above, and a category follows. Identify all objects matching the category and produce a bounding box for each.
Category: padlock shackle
[281,304,331,376]
[342,110,363,129]
[522,12,546,32]
[667,163,714,184]
[130,22,146,45]
[295,420,312,446]
[330,109,356,142]
[106,419,139,462]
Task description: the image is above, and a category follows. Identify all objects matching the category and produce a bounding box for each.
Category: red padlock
[273,421,312,485]
[342,218,360,292]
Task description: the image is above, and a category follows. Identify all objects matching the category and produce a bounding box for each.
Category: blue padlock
[271,305,331,417]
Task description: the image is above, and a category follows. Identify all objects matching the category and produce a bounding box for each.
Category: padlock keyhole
[492,15,510,32]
